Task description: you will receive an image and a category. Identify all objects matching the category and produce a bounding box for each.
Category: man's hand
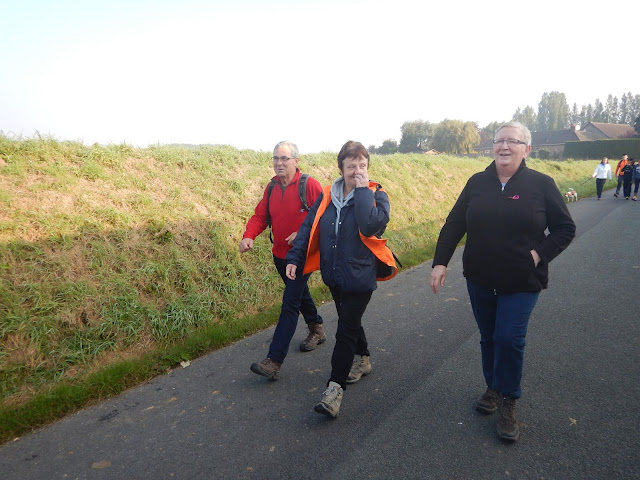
[285,231,297,245]
[530,249,541,267]
[429,265,447,294]
[239,238,254,253]
[286,264,297,280]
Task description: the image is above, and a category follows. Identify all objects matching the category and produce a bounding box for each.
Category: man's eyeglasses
[493,139,527,146]
[272,156,295,162]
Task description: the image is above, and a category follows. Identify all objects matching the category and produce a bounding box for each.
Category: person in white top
[592,157,612,200]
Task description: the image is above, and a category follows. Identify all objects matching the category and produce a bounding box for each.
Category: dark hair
[337,140,369,171]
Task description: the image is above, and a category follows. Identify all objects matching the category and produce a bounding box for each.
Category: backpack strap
[298,173,310,211]
[265,178,277,228]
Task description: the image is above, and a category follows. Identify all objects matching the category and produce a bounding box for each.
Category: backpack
[265,173,310,242]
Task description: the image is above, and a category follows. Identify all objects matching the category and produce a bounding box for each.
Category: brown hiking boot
[250,358,281,380]
[346,355,372,384]
[300,322,326,352]
[496,395,519,441]
[476,387,499,414]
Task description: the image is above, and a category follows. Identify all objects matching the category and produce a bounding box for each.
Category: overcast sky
[2,0,638,153]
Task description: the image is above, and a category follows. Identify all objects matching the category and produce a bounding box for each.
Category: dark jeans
[466,280,539,399]
[634,179,640,195]
[595,178,606,198]
[623,180,633,198]
[328,288,372,390]
[616,175,624,194]
[268,255,322,364]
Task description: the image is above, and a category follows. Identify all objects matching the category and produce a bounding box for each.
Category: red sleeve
[242,185,270,240]
[306,176,323,208]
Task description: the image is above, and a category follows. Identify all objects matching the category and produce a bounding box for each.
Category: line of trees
[370,91,640,155]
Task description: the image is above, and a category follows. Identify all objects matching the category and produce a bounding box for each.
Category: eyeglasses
[493,139,527,146]
[272,156,295,162]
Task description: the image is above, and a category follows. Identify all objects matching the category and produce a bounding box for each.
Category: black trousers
[596,178,606,198]
[328,288,372,390]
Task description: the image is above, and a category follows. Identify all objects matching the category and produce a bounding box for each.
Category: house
[581,122,636,140]
[474,122,637,156]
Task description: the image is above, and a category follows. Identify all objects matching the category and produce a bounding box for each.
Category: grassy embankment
[0,134,600,443]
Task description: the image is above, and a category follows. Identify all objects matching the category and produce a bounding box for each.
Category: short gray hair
[495,121,532,147]
[273,141,299,158]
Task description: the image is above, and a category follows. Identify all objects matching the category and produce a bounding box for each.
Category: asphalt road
[2,193,639,480]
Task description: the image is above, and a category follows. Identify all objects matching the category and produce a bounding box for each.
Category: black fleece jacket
[432,160,576,293]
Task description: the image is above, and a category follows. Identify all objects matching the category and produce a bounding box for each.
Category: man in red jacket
[240,141,324,380]
[614,154,629,197]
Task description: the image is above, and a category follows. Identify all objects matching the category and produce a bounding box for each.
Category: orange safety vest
[303,183,398,281]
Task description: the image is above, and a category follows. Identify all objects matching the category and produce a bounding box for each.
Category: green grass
[0,134,600,444]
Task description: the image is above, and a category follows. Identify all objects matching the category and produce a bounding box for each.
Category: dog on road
[565,188,578,202]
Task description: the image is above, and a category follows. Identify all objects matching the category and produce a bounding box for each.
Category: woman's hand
[286,264,297,280]
[354,171,369,188]
[429,265,447,294]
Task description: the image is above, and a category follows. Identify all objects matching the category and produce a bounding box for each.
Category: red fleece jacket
[242,169,322,259]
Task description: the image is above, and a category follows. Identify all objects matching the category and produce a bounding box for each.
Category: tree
[430,119,481,154]
[570,103,579,127]
[537,92,570,131]
[593,98,604,122]
[634,115,640,136]
[398,120,432,153]
[585,104,593,126]
[619,93,631,124]
[604,94,620,123]
[368,145,377,154]
[512,105,537,132]
[478,121,503,144]
[377,139,398,155]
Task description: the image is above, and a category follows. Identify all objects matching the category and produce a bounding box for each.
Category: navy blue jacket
[286,184,390,293]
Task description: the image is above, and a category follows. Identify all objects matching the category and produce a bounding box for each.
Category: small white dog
[565,188,578,202]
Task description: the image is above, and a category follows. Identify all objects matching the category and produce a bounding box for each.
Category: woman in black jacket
[429,121,575,441]
[286,141,396,418]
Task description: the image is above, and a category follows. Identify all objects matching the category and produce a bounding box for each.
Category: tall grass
[0,133,600,442]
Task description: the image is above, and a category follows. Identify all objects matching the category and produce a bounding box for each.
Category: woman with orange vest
[285,140,397,418]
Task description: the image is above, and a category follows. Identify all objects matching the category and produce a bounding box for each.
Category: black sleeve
[432,184,469,267]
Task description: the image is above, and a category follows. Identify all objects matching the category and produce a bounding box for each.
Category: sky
[2,0,639,154]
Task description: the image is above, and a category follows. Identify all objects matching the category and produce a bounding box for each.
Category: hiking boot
[496,395,519,441]
[475,387,499,414]
[314,381,343,418]
[250,358,281,380]
[300,322,326,352]
[346,355,372,384]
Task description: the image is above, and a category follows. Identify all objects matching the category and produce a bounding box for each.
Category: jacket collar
[486,158,528,179]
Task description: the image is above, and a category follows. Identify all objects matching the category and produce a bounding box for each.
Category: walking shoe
[614,193,619,197]
[475,387,499,414]
[626,197,630,200]
[250,358,281,380]
[314,381,343,418]
[346,355,372,384]
[633,196,637,201]
[300,322,326,352]
[496,395,519,441]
